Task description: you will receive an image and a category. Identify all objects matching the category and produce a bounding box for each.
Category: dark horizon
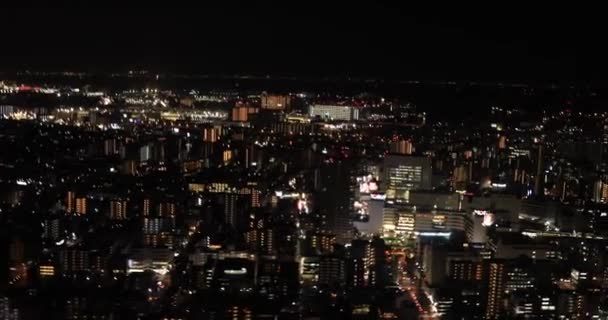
[1,5,606,82]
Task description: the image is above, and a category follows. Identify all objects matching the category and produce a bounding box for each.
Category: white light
[224,267,247,275]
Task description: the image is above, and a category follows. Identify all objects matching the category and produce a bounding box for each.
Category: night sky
[0,4,606,82]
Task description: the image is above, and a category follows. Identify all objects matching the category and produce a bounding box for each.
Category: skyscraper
[384,155,432,201]
[484,260,506,319]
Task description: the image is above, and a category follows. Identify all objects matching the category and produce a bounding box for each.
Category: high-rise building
[65,191,75,213]
[157,202,176,217]
[384,155,432,201]
[309,104,359,121]
[104,139,117,156]
[142,198,151,217]
[318,255,345,286]
[390,139,413,155]
[452,165,469,190]
[261,93,291,111]
[75,197,87,215]
[0,297,19,320]
[232,104,257,122]
[534,144,544,196]
[203,126,222,143]
[139,144,151,163]
[59,249,89,273]
[110,199,127,220]
[121,159,137,175]
[484,260,506,319]
[498,136,507,150]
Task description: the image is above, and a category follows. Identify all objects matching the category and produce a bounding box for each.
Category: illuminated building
[484,260,506,319]
[304,231,335,254]
[448,259,484,282]
[593,179,608,203]
[300,256,320,285]
[261,93,291,110]
[223,149,233,164]
[121,159,138,175]
[110,199,127,220]
[39,264,55,278]
[59,249,89,273]
[309,104,359,121]
[203,126,222,143]
[491,233,555,260]
[366,237,387,288]
[43,218,61,240]
[452,164,470,190]
[382,206,398,235]
[75,197,87,215]
[318,255,345,286]
[347,239,370,288]
[0,297,19,320]
[104,139,117,156]
[139,144,151,163]
[224,194,238,227]
[232,104,257,122]
[389,139,413,155]
[534,144,544,196]
[65,191,76,213]
[498,135,507,149]
[157,202,176,217]
[271,122,314,135]
[142,198,151,216]
[225,306,252,320]
[383,204,472,239]
[126,248,172,275]
[384,155,431,201]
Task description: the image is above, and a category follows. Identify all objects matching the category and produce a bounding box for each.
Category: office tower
[318,255,345,286]
[142,198,151,216]
[39,263,55,278]
[224,194,238,227]
[122,159,137,175]
[422,242,448,286]
[59,249,89,273]
[534,144,543,196]
[225,306,252,320]
[347,240,369,288]
[309,104,359,121]
[303,231,335,254]
[367,237,387,288]
[103,138,117,156]
[66,191,76,213]
[110,199,127,220]
[75,197,87,215]
[382,205,398,236]
[389,139,413,155]
[139,144,151,163]
[384,155,432,201]
[261,93,291,111]
[448,259,484,282]
[203,126,222,143]
[43,218,61,240]
[319,163,354,244]
[452,165,469,190]
[0,297,19,320]
[484,260,506,319]
[223,149,233,164]
[498,135,507,149]
[232,105,251,122]
[158,202,176,217]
